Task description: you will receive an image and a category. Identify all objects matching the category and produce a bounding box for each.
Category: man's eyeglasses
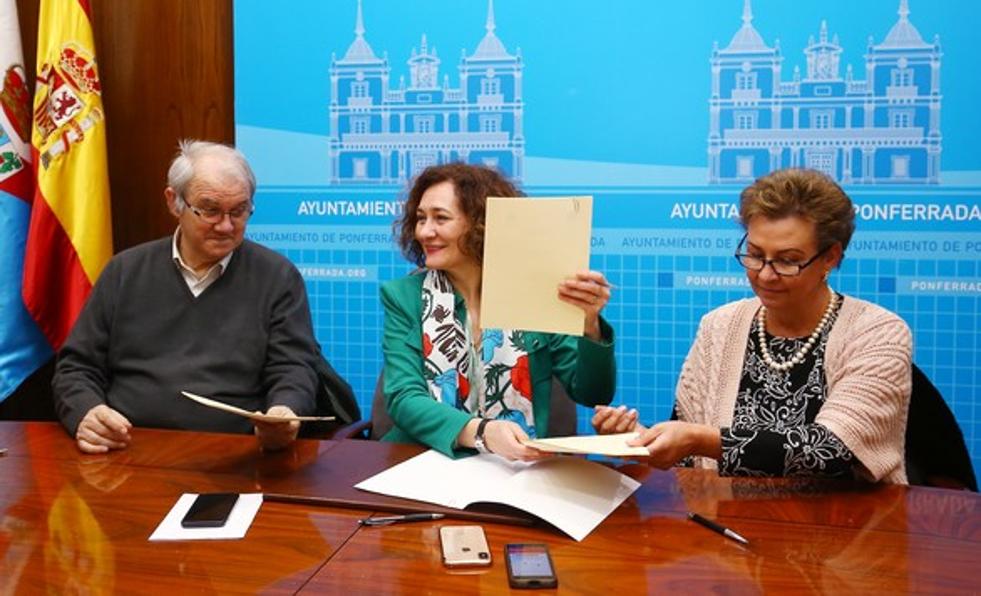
[186,201,254,225]
[734,234,831,277]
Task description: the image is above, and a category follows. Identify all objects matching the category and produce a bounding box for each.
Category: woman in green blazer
[380,163,616,460]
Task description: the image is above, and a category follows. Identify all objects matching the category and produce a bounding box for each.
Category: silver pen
[688,512,750,546]
[359,512,446,526]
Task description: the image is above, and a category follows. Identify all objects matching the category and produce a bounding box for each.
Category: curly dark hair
[395,162,521,267]
[739,168,856,256]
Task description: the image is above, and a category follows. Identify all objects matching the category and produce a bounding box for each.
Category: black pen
[687,512,749,546]
[359,513,446,526]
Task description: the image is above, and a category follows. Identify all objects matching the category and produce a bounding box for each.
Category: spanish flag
[22,0,112,350]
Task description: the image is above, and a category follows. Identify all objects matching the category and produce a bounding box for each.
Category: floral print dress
[718,296,856,478]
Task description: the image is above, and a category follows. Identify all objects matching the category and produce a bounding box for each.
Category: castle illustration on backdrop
[324,0,941,187]
[710,0,942,184]
[328,0,523,185]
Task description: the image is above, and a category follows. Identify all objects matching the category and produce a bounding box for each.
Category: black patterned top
[718,295,856,478]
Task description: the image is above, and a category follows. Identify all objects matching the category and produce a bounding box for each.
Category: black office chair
[904,363,977,491]
[298,353,361,438]
[332,374,579,440]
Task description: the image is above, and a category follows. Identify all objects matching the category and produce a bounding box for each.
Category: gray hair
[167,139,257,211]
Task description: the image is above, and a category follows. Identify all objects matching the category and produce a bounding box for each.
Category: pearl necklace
[756,288,837,372]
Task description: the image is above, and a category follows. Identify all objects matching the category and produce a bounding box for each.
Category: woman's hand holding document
[521,433,650,457]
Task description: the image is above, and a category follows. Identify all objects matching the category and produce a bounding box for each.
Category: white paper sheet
[522,433,649,457]
[180,391,335,422]
[148,493,263,541]
[355,450,639,541]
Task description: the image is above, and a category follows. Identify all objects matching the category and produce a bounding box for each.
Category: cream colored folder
[180,391,334,422]
[481,196,592,335]
[521,433,649,458]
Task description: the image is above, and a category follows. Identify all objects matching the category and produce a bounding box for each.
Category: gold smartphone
[439,525,492,567]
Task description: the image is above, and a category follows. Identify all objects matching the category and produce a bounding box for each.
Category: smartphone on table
[181,492,239,528]
[505,543,558,589]
[439,525,492,567]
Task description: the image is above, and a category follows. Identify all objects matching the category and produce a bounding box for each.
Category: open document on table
[355,450,640,541]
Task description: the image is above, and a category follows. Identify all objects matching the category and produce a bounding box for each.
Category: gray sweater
[53,237,319,436]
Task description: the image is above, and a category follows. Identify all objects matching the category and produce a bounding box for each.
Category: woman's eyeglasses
[733,234,830,277]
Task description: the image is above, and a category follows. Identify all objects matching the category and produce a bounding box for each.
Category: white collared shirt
[171,228,234,297]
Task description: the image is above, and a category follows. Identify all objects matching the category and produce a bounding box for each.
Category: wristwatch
[474,418,493,454]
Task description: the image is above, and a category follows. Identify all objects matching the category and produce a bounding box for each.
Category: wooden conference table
[0,421,978,594]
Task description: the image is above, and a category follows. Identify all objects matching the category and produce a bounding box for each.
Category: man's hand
[253,405,300,451]
[75,405,132,454]
[591,405,643,434]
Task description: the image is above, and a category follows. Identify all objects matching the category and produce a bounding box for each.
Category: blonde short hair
[739,168,855,255]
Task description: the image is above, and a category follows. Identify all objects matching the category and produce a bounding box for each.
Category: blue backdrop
[234,0,981,475]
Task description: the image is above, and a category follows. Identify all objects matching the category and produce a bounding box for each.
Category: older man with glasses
[53,140,333,453]
[593,168,912,484]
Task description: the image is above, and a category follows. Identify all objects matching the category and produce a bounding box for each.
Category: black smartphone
[505,543,558,589]
[180,493,239,528]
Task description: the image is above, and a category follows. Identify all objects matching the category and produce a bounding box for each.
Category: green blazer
[380,272,616,457]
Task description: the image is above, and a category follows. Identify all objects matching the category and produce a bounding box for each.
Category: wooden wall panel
[14,0,37,88]
[91,0,235,251]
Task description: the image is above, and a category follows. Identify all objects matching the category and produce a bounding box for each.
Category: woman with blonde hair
[595,168,911,483]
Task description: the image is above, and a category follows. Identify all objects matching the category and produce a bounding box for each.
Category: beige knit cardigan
[675,294,912,484]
